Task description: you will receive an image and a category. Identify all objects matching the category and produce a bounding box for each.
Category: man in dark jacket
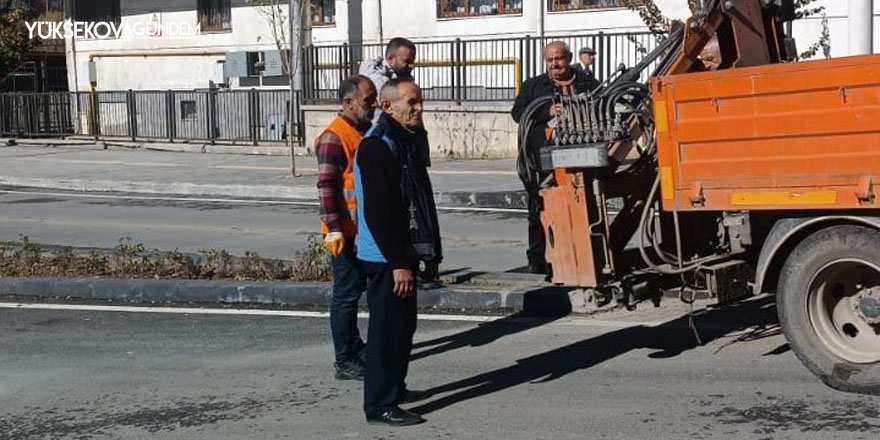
[511,41,599,274]
[353,78,440,427]
[572,46,597,82]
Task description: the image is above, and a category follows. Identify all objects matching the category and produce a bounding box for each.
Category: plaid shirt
[316,114,361,233]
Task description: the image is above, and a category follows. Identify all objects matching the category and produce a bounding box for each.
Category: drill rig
[523,0,880,395]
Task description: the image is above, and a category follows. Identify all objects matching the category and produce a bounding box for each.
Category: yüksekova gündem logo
[26,21,202,40]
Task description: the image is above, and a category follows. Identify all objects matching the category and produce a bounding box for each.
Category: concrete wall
[303,102,517,159]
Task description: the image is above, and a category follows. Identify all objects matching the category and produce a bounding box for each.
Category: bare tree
[627,0,830,60]
[245,0,310,176]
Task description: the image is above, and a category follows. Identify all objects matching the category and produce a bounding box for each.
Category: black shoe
[334,360,364,381]
[366,407,425,427]
[399,389,430,404]
[527,261,547,274]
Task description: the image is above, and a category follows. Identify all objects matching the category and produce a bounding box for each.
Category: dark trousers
[330,238,366,365]
[525,187,546,266]
[361,260,417,417]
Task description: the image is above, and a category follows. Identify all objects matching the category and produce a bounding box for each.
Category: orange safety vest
[316,116,362,237]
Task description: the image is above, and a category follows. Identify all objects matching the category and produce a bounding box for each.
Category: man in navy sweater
[353,78,439,427]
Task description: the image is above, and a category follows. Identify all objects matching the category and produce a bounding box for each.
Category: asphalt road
[1,297,878,440]
[0,189,527,273]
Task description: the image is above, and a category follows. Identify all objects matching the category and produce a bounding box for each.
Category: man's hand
[549,103,564,117]
[392,268,415,298]
[322,232,345,258]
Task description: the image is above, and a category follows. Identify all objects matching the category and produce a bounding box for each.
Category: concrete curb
[0,177,318,201]
[3,137,300,156]
[0,178,527,210]
[0,277,541,311]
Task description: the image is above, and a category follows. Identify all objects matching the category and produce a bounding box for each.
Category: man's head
[384,37,416,78]
[338,74,377,127]
[699,35,722,71]
[379,78,423,131]
[544,41,573,81]
[578,47,595,68]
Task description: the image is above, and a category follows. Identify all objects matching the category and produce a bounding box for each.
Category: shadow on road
[411,288,572,362]
[410,295,780,415]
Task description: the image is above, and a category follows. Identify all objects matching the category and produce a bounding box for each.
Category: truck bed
[650,54,880,212]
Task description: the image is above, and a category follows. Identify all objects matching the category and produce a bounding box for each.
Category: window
[437,0,522,18]
[11,0,64,14]
[74,0,121,24]
[312,0,335,26]
[246,52,264,76]
[180,101,197,121]
[549,0,643,12]
[198,0,232,32]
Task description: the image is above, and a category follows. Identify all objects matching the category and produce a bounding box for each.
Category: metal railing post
[0,95,7,135]
[302,46,310,102]
[342,43,355,75]
[207,89,217,144]
[460,40,468,102]
[41,93,50,134]
[91,91,101,138]
[166,90,175,142]
[308,46,316,101]
[248,88,258,145]
[127,89,138,141]
[339,44,347,86]
[25,94,34,135]
[293,90,304,145]
[599,31,608,83]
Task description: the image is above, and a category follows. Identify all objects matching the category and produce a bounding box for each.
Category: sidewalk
[0,139,526,209]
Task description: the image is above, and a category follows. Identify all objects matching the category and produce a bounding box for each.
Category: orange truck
[529,0,880,395]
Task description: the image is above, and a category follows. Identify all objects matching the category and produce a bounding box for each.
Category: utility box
[83,61,97,84]
[263,50,286,76]
[224,52,248,79]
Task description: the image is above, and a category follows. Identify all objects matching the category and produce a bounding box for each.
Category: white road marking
[213,167,519,177]
[0,302,653,328]
[0,302,502,322]
[13,158,516,176]
[427,170,517,176]
[0,189,528,214]
[125,162,186,168]
[213,165,301,172]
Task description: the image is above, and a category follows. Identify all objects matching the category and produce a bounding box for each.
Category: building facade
[1,0,67,92]
[64,1,879,93]
[45,1,878,157]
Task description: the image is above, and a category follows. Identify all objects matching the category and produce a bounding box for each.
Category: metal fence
[1,32,662,140]
[0,89,305,144]
[303,31,662,102]
[0,60,69,93]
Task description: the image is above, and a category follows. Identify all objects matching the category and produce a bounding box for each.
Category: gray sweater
[358,57,414,92]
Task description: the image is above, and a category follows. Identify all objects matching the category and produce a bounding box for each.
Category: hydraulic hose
[637,175,733,275]
[516,95,555,188]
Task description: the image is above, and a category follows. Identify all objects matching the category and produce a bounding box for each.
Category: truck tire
[777,224,880,395]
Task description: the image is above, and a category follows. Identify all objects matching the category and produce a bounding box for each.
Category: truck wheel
[777,224,880,395]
